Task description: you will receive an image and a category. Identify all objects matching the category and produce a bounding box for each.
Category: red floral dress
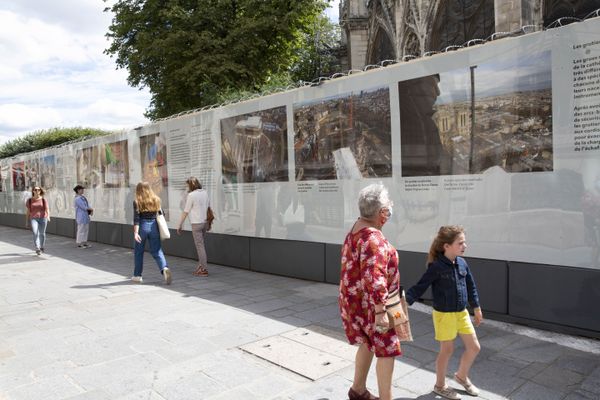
[339,226,401,357]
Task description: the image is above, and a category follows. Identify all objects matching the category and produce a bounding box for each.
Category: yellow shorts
[432,309,475,341]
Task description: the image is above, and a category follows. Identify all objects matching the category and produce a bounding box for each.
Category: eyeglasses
[33,188,41,191]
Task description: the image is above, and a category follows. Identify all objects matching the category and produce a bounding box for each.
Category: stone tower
[340,0,600,70]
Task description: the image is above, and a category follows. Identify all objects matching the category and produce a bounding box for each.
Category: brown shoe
[348,387,378,400]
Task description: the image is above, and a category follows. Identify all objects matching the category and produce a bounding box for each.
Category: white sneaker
[163,267,172,285]
[131,276,143,283]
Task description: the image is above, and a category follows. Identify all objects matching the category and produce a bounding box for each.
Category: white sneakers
[131,268,172,285]
[163,267,172,285]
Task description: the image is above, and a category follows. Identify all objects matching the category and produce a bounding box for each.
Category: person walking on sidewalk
[406,225,483,400]
[339,183,400,400]
[176,177,210,276]
[73,185,93,248]
[25,186,50,255]
[132,182,172,285]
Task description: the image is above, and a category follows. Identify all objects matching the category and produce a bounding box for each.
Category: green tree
[290,14,341,83]
[0,128,113,158]
[104,0,331,119]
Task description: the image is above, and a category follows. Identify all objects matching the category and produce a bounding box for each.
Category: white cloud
[0,2,151,144]
[325,0,340,22]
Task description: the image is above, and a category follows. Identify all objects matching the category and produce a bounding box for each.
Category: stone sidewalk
[0,225,598,400]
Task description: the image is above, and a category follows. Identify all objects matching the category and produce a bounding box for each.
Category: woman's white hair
[358,183,391,218]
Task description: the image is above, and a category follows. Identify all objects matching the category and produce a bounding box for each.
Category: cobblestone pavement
[1,225,599,400]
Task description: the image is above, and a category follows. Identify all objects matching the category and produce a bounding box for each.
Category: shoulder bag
[156,209,170,240]
[206,207,215,231]
[385,287,413,342]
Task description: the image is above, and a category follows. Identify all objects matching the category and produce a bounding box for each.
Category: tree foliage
[104,0,331,120]
[290,14,341,83]
[0,128,113,159]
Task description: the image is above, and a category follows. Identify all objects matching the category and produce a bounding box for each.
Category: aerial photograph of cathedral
[399,50,552,176]
[293,87,392,181]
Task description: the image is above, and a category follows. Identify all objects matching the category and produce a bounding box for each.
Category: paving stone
[5,375,84,400]
[287,374,352,400]
[509,381,567,400]
[1,226,600,400]
[580,372,600,394]
[555,354,600,375]
[64,390,112,400]
[293,304,341,323]
[115,390,167,400]
[530,365,584,391]
[241,336,351,380]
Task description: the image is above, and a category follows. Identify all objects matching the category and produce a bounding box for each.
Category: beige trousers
[191,223,207,267]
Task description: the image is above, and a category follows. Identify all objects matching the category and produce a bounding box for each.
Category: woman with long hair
[176,177,210,276]
[25,186,50,255]
[132,182,171,284]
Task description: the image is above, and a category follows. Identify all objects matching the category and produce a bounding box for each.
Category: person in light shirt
[177,177,210,276]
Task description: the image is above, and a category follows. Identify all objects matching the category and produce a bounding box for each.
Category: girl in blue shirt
[406,226,483,399]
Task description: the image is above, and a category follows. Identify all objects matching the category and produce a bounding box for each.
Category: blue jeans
[134,219,167,277]
[30,218,47,250]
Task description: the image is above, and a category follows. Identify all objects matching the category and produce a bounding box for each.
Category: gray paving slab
[1,225,599,400]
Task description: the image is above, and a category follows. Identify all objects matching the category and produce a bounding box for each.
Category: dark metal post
[469,65,477,174]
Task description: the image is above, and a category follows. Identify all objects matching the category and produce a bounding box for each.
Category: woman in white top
[177,177,210,276]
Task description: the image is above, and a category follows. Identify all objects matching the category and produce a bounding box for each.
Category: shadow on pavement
[1,225,599,400]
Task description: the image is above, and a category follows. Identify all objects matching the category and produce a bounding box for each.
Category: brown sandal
[348,387,378,400]
[192,267,209,276]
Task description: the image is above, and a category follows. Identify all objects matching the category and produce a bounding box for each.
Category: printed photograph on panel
[24,159,39,189]
[12,161,26,191]
[293,87,391,181]
[76,146,101,188]
[140,133,169,218]
[472,50,552,173]
[40,155,56,189]
[101,140,129,188]
[221,106,288,183]
[399,51,552,177]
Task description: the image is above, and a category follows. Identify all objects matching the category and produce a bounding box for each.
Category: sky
[0,0,341,146]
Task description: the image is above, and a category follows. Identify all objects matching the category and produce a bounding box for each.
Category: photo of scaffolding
[221,106,288,184]
[399,51,552,177]
[293,87,392,181]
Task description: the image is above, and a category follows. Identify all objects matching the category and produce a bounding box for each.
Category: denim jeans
[134,218,167,277]
[30,217,47,250]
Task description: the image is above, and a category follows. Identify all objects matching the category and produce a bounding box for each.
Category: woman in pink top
[25,186,50,255]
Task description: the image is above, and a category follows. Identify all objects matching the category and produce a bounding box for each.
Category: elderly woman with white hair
[339,183,401,400]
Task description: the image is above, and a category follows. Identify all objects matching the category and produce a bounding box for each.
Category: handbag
[206,206,215,231]
[385,286,413,342]
[156,209,170,240]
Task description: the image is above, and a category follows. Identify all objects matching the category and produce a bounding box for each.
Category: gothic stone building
[340,0,600,70]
